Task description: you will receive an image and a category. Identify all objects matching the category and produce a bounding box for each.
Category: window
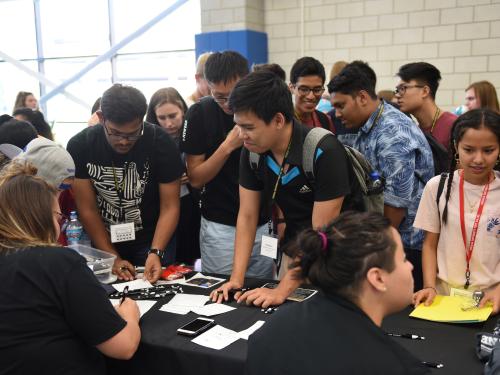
[0,0,200,147]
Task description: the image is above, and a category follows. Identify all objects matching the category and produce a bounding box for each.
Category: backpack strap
[302,127,332,183]
[343,145,371,194]
[315,110,332,130]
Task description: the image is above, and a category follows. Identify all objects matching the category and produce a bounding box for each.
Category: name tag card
[260,234,278,259]
[110,222,135,243]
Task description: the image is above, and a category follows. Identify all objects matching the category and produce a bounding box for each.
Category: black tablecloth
[108,278,496,375]
[383,306,496,375]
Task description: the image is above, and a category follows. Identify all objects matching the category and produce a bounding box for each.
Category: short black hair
[0,114,12,126]
[204,51,249,85]
[100,84,147,124]
[229,71,294,124]
[396,62,441,100]
[0,119,38,148]
[91,97,101,114]
[290,56,326,85]
[252,63,286,81]
[327,61,377,99]
[12,108,53,140]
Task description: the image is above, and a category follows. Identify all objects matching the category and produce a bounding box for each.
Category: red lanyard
[458,170,490,289]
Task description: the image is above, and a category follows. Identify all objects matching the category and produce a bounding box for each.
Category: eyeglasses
[294,85,325,96]
[103,121,144,142]
[393,84,425,96]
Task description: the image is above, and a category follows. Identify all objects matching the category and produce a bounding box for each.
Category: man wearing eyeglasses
[180,51,274,279]
[329,61,434,291]
[395,62,456,151]
[67,84,183,283]
[289,56,333,130]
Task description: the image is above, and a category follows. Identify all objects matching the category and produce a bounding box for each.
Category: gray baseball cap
[14,138,75,189]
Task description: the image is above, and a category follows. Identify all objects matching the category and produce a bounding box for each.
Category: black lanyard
[267,134,293,235]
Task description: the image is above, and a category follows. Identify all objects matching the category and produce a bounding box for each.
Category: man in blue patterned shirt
[329,61,434,290]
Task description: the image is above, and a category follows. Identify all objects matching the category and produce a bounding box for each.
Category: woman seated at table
[246,211,429,375]
[0,163,141,374]
[413,109,500,313]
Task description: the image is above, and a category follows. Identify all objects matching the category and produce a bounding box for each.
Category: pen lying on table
[422,361,444,369]
[386,332,425,340]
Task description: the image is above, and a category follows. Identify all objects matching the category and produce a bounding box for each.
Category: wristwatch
[147,248,165,259]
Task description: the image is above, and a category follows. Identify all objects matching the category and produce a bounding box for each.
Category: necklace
[430,107,441,134]
[463,189,478,213]
[462,171,495,213]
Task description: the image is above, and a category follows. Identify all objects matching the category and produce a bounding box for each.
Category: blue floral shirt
[353,101,434,250]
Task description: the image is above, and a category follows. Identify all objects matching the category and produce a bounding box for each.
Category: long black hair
[442,109,500,224]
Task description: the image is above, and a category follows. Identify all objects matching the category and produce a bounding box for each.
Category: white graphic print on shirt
[87,161,150,231]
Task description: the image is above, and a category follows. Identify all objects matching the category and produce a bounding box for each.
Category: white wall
[199,0,500,110]
[263,0,500,110]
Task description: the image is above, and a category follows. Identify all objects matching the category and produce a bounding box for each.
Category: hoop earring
[455,153,460,163]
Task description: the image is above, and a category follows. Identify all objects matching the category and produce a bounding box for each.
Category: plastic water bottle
[369,171,383,194]
[66,211,83,246]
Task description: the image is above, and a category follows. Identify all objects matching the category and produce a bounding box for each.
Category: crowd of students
[0,50,499,374]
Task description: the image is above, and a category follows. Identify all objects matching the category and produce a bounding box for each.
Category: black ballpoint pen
[387,332,425,340]
[422,361,444,369]
[119,286,129,306]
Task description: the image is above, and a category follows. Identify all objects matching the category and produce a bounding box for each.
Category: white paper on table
[109,299,156,318]
[136,300,157,317]
[156,277,186,285]
[160,305,192,315]
[190,303,236,317]
[112,279,153,292]
[191,325,239,350]
[237,320,265,340]
[159,293,210,315]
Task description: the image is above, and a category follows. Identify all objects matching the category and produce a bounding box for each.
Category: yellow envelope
[410,295,493,323]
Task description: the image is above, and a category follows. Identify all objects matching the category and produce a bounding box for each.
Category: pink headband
[318,231,328,253]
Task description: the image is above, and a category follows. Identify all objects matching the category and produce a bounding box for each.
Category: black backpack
[424,132,450,176]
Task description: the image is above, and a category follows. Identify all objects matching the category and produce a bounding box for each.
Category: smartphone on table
[177,317,215,337]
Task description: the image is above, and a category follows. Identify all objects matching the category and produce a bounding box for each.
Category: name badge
[110,222,136,243]
[261,234,278,259]
[450,287,473,299]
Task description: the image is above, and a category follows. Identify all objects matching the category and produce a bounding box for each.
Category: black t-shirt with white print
[67,122,183,258]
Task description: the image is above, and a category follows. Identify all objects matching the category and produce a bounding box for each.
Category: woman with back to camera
[413,109,500,312]
[0,163,140,375]
[146,87,201,265]
[246,211,429,375]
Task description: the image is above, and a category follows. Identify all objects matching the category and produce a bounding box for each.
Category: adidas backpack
[249,127,385,214]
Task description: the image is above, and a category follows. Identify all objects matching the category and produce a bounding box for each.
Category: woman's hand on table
[412,287,437,307]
